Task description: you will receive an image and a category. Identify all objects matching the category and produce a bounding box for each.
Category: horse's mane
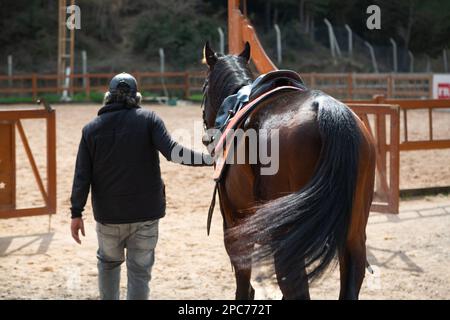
[207,55,254,112]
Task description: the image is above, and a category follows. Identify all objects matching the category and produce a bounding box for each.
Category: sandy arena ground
[0,103,449,299]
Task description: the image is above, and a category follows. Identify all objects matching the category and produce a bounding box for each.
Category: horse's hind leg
[274,249,310,299]
[339,128,375,300]
[338,237,367,300]
[224,225,255,300]
[233,266,255,300]
[226,236,254,299]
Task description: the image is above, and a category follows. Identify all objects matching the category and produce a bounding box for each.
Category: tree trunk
[299,0,305,32]
[265,0,271,32]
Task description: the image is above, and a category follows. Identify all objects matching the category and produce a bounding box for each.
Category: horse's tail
[227,95,361,282]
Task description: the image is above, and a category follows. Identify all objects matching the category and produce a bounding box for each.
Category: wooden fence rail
[344,97,450,214]
[345,96,450,152]
[0,72,435,101]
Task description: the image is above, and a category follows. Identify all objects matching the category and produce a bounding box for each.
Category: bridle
[201,76,215,147]
[201,77,209,132]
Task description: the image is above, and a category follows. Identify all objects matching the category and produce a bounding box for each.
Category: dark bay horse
[202,42,376,300]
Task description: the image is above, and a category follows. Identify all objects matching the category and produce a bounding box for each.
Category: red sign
[438,83,450,99]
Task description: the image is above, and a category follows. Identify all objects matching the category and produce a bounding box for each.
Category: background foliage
[0,0,449,73]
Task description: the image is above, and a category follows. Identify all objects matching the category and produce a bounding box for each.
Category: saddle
[214,70,306,132]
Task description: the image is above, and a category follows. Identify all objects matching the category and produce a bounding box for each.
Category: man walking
[70,72,212,300]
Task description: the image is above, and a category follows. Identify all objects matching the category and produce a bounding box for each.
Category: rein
[201,77,220,235]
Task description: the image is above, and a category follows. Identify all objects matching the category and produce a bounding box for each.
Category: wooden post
[389,105,400,213]
[403,109,408,142]
[85,73,91,100]
[428,108,433,141]
[32,73,38,101]
[387,74,393,98]
[347,73,353,99]
[47,111,57,213]
[0,121,16,211]
[184,72,190,99]
[228,0,276,73]
[428,73,433,98]
[374,95,387,199]
[228,0,243,55]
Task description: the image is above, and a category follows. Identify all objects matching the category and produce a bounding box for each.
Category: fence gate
[0,102,56,219]
[348,103,400,214]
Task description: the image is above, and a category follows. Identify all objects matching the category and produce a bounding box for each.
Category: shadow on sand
[0,232,54,257]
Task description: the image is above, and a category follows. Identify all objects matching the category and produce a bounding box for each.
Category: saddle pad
[212,85,305,181]
[214,70,306,132]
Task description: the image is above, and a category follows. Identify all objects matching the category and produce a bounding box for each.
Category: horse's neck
[211,71,252,120]
[222,75,251,101]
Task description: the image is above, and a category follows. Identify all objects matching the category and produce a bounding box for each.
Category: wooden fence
[0,72,205,101]
[0,72,434,101]
[303,73,433,100]
[0,100,56,219]
[345,97,450,214]
[345,96,450,151]
[348,103,400,213]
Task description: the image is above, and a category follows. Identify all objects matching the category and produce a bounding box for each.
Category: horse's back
[224,88,372,214]
[244,90,324,201]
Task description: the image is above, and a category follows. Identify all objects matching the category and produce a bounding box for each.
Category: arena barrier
[352,96,450,151]
[346,103,400,214]
[0,100,56,219]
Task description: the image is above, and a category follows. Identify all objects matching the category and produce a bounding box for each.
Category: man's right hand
[71,217,85,244]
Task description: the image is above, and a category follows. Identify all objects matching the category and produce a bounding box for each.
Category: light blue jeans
[96,219,159,300]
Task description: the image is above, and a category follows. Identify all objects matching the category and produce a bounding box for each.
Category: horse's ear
[204,41,218,67]
[239,41,251,63]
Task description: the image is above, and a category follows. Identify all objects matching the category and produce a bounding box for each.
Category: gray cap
[109,72,138,95]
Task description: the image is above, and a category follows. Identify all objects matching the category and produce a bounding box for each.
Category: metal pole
[274,24,282,65]
[426,54,431,72]
[7,55,12,86]
[364,41,379,73]
[333,31,342,57]
[324,18,335,58]
[217,27,225,55]
[389,38,398,72]
[159,48,169,98]
[443,49,448,73]
[81,50,87,88]
[408,50,414,73]
[61,66,71,101]
[345,24,353,58]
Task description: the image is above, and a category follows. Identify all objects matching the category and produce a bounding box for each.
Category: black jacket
[70,103,209,224]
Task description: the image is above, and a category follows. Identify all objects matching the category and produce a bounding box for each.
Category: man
[70,72,212,300]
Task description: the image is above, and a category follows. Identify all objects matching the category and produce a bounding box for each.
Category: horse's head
[201,41,253,135]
